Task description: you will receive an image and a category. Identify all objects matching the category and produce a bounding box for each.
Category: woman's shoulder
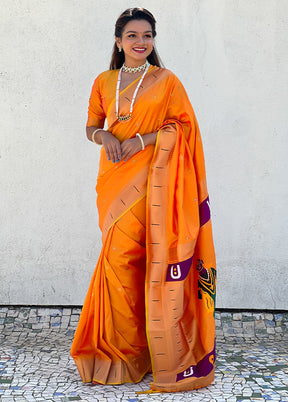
[90,70,118,93]
[94,69,118,83]
[151,66,182,84]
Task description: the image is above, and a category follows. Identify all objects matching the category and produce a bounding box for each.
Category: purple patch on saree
[199,196,211,227]
[166,256,193,282]
[176,347,215,381]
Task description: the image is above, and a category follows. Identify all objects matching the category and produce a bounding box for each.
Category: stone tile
[264,313,274,321]
[233,313,242,321]
[72,308,82,315]
[0,308,287,401]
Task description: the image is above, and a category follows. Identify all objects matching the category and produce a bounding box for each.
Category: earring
[118,46,122,52]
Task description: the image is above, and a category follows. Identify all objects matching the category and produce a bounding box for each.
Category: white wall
[1,1,287,309]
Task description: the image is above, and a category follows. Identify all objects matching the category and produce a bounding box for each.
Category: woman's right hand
[101,131,122,163]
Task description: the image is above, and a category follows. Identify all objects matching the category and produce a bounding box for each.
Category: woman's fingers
[102,134,143,163]
[121,144,132,161]
[103,140,112,161]
[111,147,119,163]
[121,138,142,161]
[121,148,130,162]
[115,141,122,161]
[120,145,128,160]
[124,152,132,162]
[102,134,122,163]
[111,139,122,162]
[109,144,118,163]
[105,144,113,161]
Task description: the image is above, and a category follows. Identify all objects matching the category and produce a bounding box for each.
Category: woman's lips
[133,47,146,53]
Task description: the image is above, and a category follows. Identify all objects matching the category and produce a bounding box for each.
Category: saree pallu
[71,66,216,392]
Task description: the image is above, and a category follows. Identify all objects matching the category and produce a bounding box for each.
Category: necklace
[116,61,150,122]
[122,62,148,73]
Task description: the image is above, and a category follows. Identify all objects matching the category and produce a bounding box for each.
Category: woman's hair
[109,8,163,70]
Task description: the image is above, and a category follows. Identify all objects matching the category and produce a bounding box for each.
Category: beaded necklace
[122,61,147,73]
[116,62,150,122]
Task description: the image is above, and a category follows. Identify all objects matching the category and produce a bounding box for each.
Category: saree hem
[73,351,151,385]
[149,369,215,392]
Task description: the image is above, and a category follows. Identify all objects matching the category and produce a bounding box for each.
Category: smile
[133,47,147,53]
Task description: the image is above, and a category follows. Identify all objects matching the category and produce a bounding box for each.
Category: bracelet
[92,128,103,144]
[136,133,145,150]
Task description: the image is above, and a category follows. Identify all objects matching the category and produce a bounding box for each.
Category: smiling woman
[116,20,154,67]
[71,7,216,394]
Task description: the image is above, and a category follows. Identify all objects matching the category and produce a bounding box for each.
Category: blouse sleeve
[86,75,106,128]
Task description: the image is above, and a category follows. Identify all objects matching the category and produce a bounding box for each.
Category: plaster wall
[1,0,288,308]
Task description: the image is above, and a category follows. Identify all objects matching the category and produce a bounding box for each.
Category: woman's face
[116,19,154,67]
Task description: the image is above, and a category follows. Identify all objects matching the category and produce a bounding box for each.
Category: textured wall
[1,1,287,308]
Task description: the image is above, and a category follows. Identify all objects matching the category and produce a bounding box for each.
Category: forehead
[123,19,152,33]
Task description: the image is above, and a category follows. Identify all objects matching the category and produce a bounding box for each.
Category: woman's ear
[115,37,121,48]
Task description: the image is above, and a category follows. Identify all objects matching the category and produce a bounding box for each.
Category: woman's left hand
[121,137,142,162]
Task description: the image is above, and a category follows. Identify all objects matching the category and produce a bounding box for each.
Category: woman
[71,7,216,393]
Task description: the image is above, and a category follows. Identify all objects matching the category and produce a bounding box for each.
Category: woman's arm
[87,126,158,163]
[86,126,122,163]
[121,132,157,162]
[86,126,104,144]
[142,132,157,147]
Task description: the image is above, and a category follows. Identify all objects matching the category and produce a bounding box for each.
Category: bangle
[136,133,145,150]
[92,128,103,144]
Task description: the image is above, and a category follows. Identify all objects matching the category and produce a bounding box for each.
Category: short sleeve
[86,76,106,128]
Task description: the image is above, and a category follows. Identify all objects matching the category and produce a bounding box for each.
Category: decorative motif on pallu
[166,256,193,281]
[197,259,216,314]
[199,196,211,227]
[176,346,215,381]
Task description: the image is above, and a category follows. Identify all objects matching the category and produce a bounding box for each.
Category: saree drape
[71,66,216,392]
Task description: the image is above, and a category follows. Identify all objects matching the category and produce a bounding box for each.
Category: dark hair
[109,8,163,70]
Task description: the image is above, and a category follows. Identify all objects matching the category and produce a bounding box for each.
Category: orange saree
[71,65,216,392]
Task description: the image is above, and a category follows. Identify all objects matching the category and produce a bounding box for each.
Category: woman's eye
[128,34,136,38]
[145,35,152,38]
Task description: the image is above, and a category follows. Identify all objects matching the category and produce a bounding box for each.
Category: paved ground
[0,308,287,402]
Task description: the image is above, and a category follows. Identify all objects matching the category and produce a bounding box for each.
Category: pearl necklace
[122,61,148,73]
[116,62,150,122]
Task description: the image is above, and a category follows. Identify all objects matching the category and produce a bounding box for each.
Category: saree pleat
[72,196,151,384]
[71,66,216,392]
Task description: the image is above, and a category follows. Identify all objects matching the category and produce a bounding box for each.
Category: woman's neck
[123,59,147,68]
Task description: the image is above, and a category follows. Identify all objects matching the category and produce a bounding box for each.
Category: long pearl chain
[116,61,150,122]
